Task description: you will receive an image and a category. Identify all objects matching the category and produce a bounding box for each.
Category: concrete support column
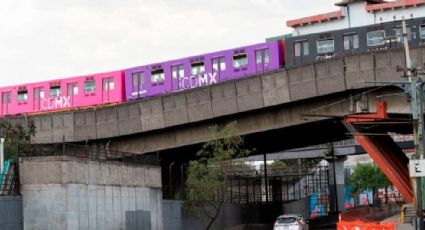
[327,156,347,214]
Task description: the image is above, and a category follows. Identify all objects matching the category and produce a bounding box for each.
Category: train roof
[125,41,276,71]
[0,69,123,91]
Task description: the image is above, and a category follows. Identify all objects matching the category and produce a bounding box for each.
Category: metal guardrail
[0,173,19,196]
[17,143,159,166]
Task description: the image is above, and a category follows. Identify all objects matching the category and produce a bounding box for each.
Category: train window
[84,80,96,94]
[67,83,78,96]
[191,62,205,75]
[212,57,226,71]
[317,38,334,53]
[172,65,184,79]
[17,90,28,102]
[132,72,144,87]
[395,27,413,43]
[151,69,165,84]
[233,54,248,68]
[367,30,385,46]
[421,25,425,39]
[343,34,359,51]
[2,92,11,104]
[49,86,61,98]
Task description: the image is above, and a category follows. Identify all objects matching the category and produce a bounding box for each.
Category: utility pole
[401,17,424,229]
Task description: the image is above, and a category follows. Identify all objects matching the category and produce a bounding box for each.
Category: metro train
[1,16,424,117]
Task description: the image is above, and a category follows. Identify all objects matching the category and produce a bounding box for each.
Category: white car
[273,214,309,230]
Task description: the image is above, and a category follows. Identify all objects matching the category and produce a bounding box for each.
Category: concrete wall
[283,197,310,220]
[163,199,311,230]
[0,196,22,230]
[19,156,162,230]
[162,200,243,230]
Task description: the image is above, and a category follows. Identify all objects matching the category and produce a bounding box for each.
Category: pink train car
[0,70,125,116]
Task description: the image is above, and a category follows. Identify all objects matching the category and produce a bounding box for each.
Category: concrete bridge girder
[11,47,421,153]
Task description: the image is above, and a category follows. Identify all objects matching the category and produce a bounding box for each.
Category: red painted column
[344,101,413,203]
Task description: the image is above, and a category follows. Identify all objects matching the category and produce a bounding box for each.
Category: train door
[255,49,270,73]
[131,71,145,99]
[293,40,309,65]
[212,57,226,82]
[102,77,114,103]
[343,33,359,53]
[33,87,43,111]
[67,82,78,106]
[171,64,184,91]
[1,91,11,116]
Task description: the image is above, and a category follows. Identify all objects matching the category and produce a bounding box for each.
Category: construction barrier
[400,203,415,224]
[337,221,395,230]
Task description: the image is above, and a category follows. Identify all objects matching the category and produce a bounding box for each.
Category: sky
[0,0,338,87]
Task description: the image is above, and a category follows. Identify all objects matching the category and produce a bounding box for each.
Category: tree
[348,163,392,206]
[184,122,250,230]
[0,119,35,160]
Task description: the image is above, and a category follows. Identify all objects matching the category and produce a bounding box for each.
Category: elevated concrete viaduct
[14,47,417,155]
[5,46,424,225]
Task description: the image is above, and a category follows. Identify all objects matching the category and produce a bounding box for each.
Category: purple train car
[125,40,284,100]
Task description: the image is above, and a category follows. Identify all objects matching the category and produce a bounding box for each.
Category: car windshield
[276,217,297,224]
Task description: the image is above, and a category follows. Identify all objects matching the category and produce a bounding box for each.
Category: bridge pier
[327,156,347,214]
[19,156,163,229]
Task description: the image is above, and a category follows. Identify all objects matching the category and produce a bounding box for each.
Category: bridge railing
[0,161,19,196]
[0,174,19,196]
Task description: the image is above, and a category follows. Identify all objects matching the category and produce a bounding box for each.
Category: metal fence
[0,160,19,196]
[17,143,159,166]
[165,160,330,207]
[0,173,19,196]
